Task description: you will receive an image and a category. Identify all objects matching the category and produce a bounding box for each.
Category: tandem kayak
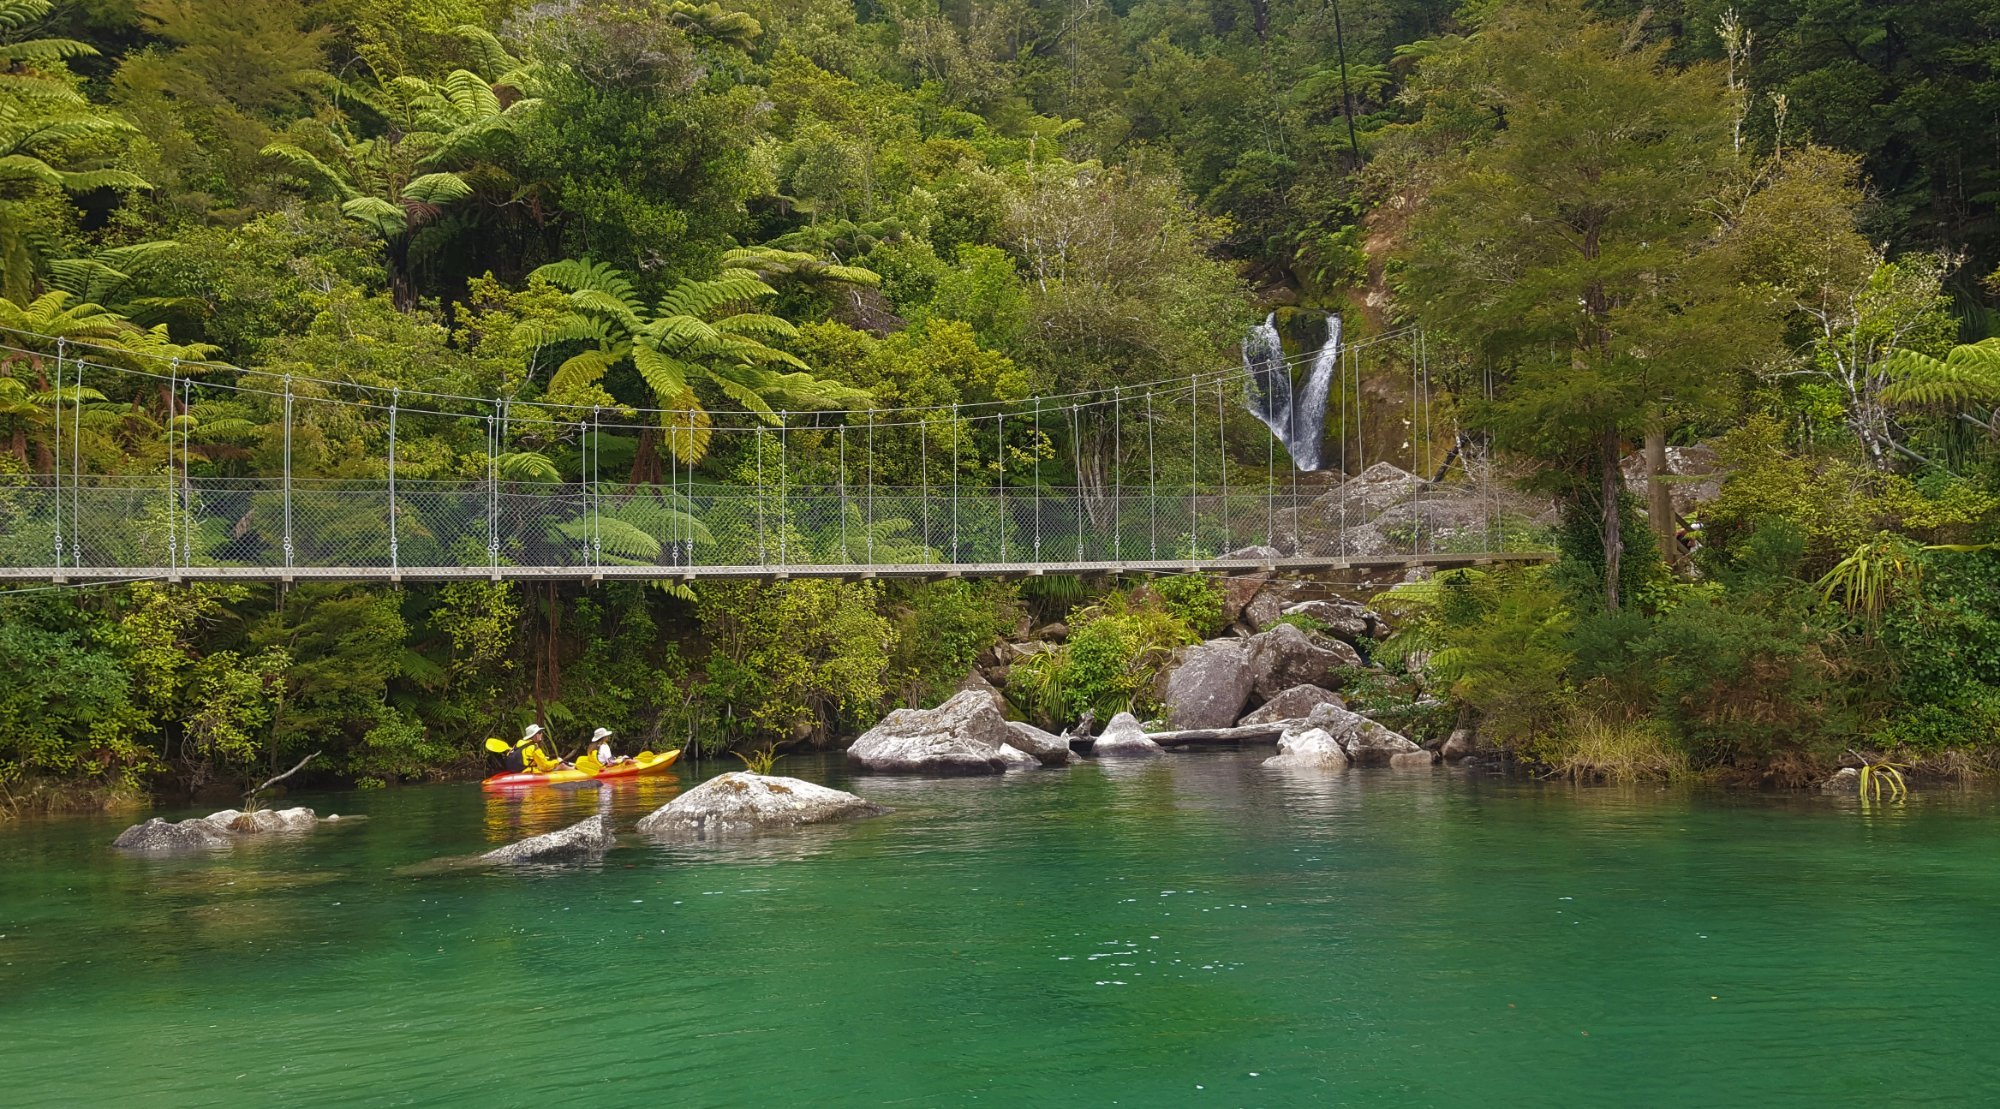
[481,748,682,788]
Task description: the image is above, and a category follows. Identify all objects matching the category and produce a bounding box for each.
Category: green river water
[3,752,1996,1106]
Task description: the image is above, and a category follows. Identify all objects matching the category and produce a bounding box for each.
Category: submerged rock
[112,817,235,851]
[847,690,1015,775]
[1092,712,1164,758]
[482,814,615,864]
[1004,721,1077,766]
[1238,684,1347,727]
[1156,640,1255,730]
[638,773,886,838]
[217,807,318,833]
[1263,725,1351,770]
[111,806,330,850]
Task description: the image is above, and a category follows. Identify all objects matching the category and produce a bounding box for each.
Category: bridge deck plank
[0,551,1551,583]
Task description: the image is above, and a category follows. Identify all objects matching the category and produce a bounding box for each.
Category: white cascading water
[1243,312,1341,471]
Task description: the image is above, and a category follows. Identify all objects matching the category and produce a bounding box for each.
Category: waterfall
[1244,312,1341,471]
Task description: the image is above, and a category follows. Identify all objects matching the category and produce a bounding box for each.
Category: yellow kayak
[482,748,681,788]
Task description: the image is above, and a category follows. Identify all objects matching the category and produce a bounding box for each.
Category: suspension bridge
[0,326,1553,585]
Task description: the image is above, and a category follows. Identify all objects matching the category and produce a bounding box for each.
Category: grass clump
[1537,714,1692,784]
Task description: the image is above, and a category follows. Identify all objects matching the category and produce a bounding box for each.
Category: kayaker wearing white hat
[590,727,631,767]
[517,723,570,773]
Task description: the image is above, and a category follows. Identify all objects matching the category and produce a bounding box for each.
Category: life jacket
[502,745,527,773]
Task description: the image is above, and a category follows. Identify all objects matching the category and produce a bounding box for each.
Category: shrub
[1155,574,1227,638]
[1008,591,1195,726]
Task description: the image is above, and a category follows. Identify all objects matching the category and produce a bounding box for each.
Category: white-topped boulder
[638,773,886,838]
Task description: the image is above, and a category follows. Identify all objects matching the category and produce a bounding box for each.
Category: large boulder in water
[1004,721,1077,766]
[1263,724,1351,770]
[112,816,234,851]
[1155,640,1255,730]
[1245,623,1364,698]
[1238,684,1347,727]
[1294,703,1423,766]
[482,814,615,864]
[1091,712,1164,758]
[638,773,886,839]
[847,690,1015,775]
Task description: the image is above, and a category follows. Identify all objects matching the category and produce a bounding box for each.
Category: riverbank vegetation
[2,0,1998,810]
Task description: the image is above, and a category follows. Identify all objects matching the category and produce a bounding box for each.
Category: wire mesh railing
[0,474,1545,576]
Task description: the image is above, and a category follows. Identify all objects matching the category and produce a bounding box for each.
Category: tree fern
[1880,338,2000,409]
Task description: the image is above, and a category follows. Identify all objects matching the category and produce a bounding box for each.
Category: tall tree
[1398,0,1777,610]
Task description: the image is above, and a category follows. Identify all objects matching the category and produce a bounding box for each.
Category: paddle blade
[484,737,510,754]
[575,754,603,776]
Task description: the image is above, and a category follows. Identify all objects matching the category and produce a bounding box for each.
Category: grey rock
[216,807,318,833]
[1318,703,1424,766]
[1245,623,1364,698]
[638,773,886,838]
[847,689,1015,775]
[1156,639,1256,730]
[1262,725,1351,770]
[1220,574,1269,625]
[1281,599,1378,646]
[954,669,1008,713]
[1033,622,1070,642]
[482,814,615,863]
[1004,720,1077,766]
[996,743,1040,767]
[1240,581,1308,633]
[112,816,234,851]
[1820,767,1860,794]
[1441,711,1482,762]
[1621,441,1725,515]
[1238,684,1347,727]
[1389,750,1437,770]
[1092,712,1164,758]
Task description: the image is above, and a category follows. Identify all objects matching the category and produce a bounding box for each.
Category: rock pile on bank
[1263,704,1431,771]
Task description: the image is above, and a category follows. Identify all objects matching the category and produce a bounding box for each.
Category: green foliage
[732,744,781,775]
[1007,590,1196,727]
[884,579,1018,708]
[1154,575,1226,638]
[696,579,891,744]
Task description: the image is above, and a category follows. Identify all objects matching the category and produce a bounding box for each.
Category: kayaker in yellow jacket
[516,724,570,774]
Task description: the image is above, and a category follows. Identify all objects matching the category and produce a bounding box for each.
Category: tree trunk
[1644,426,1676,568]
[1600,430,1622,612]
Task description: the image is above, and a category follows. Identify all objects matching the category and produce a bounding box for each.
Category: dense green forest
[2,0,1998,810]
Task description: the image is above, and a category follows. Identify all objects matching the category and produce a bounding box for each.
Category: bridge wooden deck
[2,551,1554,585]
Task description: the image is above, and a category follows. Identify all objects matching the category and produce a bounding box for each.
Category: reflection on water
[4,751,2000,1106]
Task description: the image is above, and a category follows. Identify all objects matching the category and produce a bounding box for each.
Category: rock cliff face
[638,773,885,838]
[847,690,1018,774]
